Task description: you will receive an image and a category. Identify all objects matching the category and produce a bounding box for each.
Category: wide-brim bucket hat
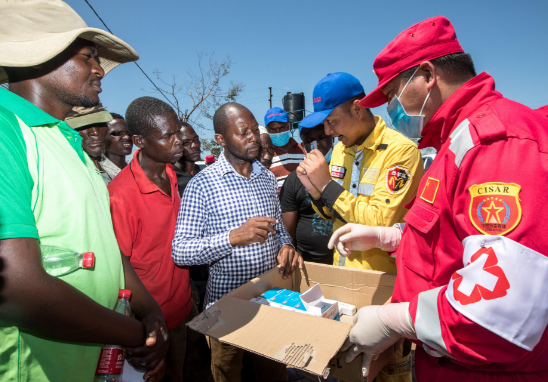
[0,0,139,85]
[65,102,113,130]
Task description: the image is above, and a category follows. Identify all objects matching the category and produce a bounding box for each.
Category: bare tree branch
[150,53,244,130]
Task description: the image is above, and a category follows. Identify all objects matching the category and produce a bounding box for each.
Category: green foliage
[200,138,223,158]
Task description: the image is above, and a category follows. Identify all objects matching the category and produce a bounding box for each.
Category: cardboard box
[187,262,396,382]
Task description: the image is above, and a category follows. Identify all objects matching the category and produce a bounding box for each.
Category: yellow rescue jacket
[312,116,424,273]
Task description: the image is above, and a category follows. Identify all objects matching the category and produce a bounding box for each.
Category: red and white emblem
[446,236,548,351]
[331,165,346,179]
[451,246,510,305]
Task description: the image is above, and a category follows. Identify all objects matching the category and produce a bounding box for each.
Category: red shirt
[391,73,548,379]
[108,149,192,330]
[269,137,306,190]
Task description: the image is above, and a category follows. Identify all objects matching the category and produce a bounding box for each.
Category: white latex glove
[328,224,401,256]
[342,303,416,377]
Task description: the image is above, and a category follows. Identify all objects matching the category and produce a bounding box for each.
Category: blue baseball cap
[264,107,289,127]
[299,72,365,128]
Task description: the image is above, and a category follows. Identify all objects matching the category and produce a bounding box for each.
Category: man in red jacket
[329,16,548,381]
[109,96,212,381]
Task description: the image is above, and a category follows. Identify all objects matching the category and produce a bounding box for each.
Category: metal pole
[269,87,272,108]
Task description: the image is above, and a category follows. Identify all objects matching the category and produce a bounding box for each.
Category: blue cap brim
[299,109,333,132]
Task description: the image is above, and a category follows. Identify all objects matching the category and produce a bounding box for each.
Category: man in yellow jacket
[297,72,423,381]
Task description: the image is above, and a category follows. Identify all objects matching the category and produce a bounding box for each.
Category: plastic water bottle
[94,289,132,382]
[41,245,95,277]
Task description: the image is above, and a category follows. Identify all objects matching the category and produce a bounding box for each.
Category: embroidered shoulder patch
[420,177,440,204]
[469,182,522,236]
[385,166,412,195]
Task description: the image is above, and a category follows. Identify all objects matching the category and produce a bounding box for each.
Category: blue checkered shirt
[172,153,292,308]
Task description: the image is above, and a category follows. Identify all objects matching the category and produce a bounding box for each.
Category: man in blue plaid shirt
[172,102,303,382]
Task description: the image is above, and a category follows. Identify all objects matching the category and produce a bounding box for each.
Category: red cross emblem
[452,247,510,305]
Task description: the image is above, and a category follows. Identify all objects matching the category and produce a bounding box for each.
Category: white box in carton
[304,299,339,320]
[299,284,339,320]
[251,285,340,320]
[338,301,357,316]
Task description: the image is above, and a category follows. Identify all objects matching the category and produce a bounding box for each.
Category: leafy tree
[200,138,223,158]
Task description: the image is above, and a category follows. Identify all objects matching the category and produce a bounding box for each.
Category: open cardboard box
[187,262,396,382]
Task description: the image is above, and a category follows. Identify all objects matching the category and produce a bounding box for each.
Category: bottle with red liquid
[94,289,132,382]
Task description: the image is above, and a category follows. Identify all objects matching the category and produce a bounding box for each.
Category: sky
[68,0,548,152]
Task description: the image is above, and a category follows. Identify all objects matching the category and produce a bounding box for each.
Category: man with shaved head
[172,102,302,381]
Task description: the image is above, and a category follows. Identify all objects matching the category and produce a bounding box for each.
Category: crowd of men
[1,1,548,382]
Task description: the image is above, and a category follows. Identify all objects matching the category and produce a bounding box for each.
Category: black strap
[311,198,333,220]
[321,181,348,224]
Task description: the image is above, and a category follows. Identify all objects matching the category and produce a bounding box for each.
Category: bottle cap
[118,289,132,299]
[82,252,95,268]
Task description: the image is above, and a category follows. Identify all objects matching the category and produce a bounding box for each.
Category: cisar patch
[469,182,522,236]
[385,166,412,195]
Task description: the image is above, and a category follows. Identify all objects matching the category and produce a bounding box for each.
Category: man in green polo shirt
[0,1,168,381]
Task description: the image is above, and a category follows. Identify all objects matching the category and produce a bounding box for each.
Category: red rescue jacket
[392,72,548,377]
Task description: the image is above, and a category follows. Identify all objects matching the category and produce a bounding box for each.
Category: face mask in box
[250,285,340,321]
[250,289,306,313]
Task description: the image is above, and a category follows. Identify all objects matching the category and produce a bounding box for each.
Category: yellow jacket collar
[357,116,387,151]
